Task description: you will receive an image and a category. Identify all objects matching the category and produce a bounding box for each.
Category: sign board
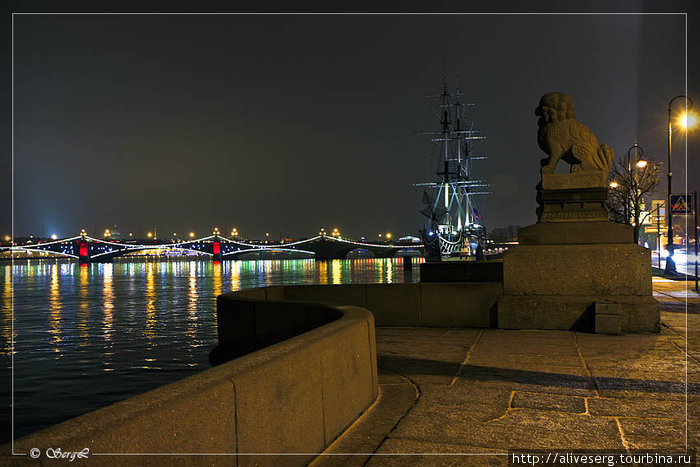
[670,194,693,214]
[650,200,666,226]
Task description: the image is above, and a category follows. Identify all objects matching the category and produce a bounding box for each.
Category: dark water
[0,257,420,443]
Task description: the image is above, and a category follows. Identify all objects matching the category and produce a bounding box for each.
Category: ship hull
[422,229,471,261]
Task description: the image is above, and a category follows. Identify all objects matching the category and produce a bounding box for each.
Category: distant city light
[147,232,153,238]
[4,235,10,242]
[385,232,392,240]
[50,234,58,240]
[189,232,195,238]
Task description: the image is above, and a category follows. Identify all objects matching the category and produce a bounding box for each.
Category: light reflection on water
[1,267,13,356]
[48,265,62,354]
[0,257,419,442]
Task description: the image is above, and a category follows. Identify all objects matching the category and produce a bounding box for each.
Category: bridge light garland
[5,233,423,260]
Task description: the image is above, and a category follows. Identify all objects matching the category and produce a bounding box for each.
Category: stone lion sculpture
[536,92,614,175]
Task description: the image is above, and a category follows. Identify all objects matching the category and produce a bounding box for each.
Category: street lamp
[666,95,697,273]
[679,110,698,130]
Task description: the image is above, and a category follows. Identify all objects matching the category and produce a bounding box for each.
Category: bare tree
[607,147,662,243]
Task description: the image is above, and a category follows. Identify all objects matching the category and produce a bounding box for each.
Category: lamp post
[665,95,694,274]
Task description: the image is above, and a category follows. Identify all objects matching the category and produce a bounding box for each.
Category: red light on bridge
[79,241,88,257]
[213,241,220,255]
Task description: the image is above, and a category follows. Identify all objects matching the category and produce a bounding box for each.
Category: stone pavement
[313,278,700,466]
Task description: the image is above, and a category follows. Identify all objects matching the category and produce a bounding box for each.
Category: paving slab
[313,278,699,464]
[618,417,688,451]
[587,396,687,419]
[452,366,599,398]
[368,439,507,466]
[511,391,586,414]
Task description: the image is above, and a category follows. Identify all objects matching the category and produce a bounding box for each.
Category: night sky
[3,3,698,240]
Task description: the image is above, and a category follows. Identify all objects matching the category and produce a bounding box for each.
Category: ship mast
[455,84,465,230]
[415,74,490,259]
[440,72,451,228]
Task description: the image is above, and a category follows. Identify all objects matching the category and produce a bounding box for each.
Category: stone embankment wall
[249,283,502,328]
[6,294,377,467]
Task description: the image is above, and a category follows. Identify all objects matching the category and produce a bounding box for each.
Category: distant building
[488,225,520,243]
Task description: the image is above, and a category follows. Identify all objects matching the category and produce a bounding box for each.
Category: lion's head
[535,92,575,127]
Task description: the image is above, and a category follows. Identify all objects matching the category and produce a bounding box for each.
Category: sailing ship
[414,77,490,260]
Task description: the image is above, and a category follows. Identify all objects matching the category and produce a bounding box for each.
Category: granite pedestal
[498,173,660,333]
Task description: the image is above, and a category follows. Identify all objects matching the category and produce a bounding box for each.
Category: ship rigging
[415,77,491,259]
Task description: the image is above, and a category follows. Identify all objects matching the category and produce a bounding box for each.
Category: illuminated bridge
[4,234,424,263]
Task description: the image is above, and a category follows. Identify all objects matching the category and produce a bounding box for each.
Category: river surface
[0,257,420,443]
